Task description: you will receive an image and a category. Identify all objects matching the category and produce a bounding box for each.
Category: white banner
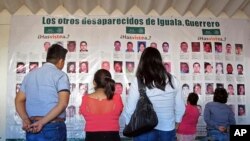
[6,15,250,139]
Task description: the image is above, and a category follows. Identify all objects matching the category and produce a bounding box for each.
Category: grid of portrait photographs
[13,39,246,137]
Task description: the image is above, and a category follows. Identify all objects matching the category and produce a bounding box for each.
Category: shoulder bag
[123,77,158,137]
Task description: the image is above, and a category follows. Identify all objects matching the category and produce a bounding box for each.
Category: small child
[177,93,200,141]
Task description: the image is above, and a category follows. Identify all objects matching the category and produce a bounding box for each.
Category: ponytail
[104,77,115,100]
[94,69,115,100]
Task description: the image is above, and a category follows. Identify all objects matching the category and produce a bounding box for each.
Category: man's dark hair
[46,44,68,64]
[114,40,121,45]
[17,62,25,67]
[193,62,200,67]
[127,41,133,45]
[237,64,243,69]
[162,42,169,47]
[213,88,228,103]
[182,83,189,89]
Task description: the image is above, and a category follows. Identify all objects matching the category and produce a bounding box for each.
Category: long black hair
[136,47,174,90]
[94,69,115,100]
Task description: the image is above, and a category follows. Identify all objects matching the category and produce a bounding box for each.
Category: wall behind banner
[0,6,250,140]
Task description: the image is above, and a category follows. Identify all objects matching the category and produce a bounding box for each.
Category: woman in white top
[123,47,185,141]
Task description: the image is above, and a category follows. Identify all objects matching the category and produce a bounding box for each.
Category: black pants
[85,131,121,141]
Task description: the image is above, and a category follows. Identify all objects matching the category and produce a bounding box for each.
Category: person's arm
[204,103,218,129]
[15,91,31,131]
[30,91,70,132]
[122,78,140,124]
[229,108,236,125]
[174,77,185,123]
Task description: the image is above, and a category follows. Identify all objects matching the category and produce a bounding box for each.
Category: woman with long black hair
[123,47,185,141]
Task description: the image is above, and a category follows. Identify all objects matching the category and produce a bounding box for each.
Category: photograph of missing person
[79,83,88,95]
[137,41,146,53]
[16,62,26,74]
[67,41,76,52]
[215,62,224,74]
[204,62,213,74]
[180,62,189,74]
[235,44,243,55]
[164,62,171,73]
[237,84,245,95]
[126,61,135,73]
[191,42,200,52]
[43,41,51,52]
[180,42,188,53]
[29,62,39,72]
[67,62,76,73]
[227,84,234,95]
[203,42,212,53]
[80,41,88,52]
[193,62,201,74]
[79,61,88,73]
[114,82,123,94]
[215,42,222,53]
[238,104,246,116]
[101,61,110,71]
[114,61,123,73]
[205,83,214,94]
[193,83,201,95]
[162,42,169,53]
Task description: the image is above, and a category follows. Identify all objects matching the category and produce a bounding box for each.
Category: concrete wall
[0,6,249,140]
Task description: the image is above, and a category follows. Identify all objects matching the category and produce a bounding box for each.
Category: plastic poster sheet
[6,15,250,139]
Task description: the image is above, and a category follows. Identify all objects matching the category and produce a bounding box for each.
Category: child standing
[177,93,200,141]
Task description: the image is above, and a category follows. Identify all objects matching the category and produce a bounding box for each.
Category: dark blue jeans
[207,129,229,141]
[133,129,176,141]
[26,122,67,141]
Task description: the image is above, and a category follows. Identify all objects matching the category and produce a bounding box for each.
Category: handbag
[123,77,158,137]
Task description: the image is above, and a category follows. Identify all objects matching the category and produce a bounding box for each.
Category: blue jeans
[207,130,229,141]
[133,129,176,141]
[26,122,67,141]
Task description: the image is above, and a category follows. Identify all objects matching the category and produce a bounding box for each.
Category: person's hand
[175,123,180,130]
[218,126,227,132]
[22,118,31,131]
[29,120,45,133]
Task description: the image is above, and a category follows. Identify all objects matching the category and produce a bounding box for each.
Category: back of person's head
[213,87,228,103]
[94,69,115,100]
[46,44,68,64]
[187,93,199,105]
[136,47,173,90]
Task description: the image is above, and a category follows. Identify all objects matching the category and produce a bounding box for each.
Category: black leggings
[85,131,121,141]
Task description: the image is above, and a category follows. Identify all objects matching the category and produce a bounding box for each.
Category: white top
[122,76,185,131]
